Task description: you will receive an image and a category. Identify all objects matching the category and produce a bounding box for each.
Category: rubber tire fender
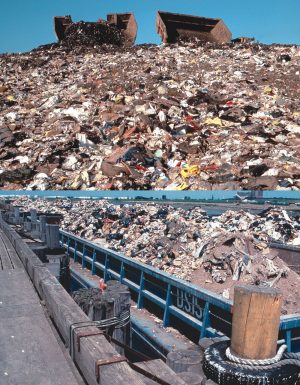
[203,341,300,385]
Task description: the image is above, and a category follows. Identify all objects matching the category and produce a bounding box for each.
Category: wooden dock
[0,207,217,385]
[0,219,148,385]
[0,228,82,385]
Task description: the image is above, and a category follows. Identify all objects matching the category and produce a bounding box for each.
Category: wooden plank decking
[0,229,23,270]
[0,229,81,385]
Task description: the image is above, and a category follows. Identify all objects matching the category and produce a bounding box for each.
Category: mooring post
[73,281,131,354]
[23,212,32,232]
[46,224,60,249]
[30,208,37,221]
[8,206,14,223]
[231,285,282,359]
[39,215,47,242]
[13,207,20,225]
[30,209,39,238]
[19,212,25,228]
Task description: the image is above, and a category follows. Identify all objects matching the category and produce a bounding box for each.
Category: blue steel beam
[60,230,232,310]
[66,245,228,338]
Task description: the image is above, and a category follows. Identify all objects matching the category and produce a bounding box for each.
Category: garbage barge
[1,204,300,384]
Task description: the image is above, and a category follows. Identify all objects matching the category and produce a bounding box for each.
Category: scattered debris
[9,197,300,314]
[1,41,300,189]
[62,21,125,48]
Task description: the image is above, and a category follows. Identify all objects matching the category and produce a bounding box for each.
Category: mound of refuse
[190,231,300,314]
[9,197,300,313]
[210,207,300,245]
[62,21,124,48]
[1,42,300,190]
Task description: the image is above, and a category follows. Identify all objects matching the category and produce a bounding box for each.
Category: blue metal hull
[60,230,300,352]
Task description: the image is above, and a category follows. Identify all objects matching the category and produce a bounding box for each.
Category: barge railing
[59,230,300,351]
[3,205,300,352]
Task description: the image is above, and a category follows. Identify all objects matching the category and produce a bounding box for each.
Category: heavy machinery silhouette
[54,13,137,46]
[156,11,232,43]
[54,11,232,46]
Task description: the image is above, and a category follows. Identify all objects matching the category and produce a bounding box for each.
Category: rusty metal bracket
[77,330,104,352]
[95,356,127,382]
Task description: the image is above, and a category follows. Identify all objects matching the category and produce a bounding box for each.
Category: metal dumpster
[156,11,232,44]
[107,13,137,45]
[54,13,137,45]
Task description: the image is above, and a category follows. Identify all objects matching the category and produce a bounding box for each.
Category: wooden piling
[13,207,20,225]
[46,224,60,249]
[73,281,131,354]
[39,215,47,242]
[230,285,282,359]
[30,208,37,221]
[30,209,40,238]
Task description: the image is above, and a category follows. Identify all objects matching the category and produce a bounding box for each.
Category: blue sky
[0,191,300,200]
[1,0,300,53]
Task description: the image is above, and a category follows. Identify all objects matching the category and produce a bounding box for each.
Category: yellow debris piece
[174,182,189,190]
[264,86,273,95]
[114,94,124,104]
[204,117,223,126]
[180,165,200,178]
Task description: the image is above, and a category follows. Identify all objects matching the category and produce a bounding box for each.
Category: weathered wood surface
[166,349,203,374]
[231,285,282,359]
[178,371,205,385]
[135,359,188,385]
[0,219,146,385]
[46,224,60,249]
[0,228,23,270]
[0,268,81,385]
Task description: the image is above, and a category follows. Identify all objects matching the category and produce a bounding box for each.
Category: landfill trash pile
[209,207,300,245]
[1,42,300,190]
[9,197,300,313]
[62,21,125,48]
[190,231,300,314]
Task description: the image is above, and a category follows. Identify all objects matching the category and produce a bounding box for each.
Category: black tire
[203,341,300,385]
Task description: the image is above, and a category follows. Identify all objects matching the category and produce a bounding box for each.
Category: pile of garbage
[209,207,300,245]
[7,197,300,313]
[62,21,124,48]
[9,197,300,312]
[191,231,300,315]
[1,42,300,190]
